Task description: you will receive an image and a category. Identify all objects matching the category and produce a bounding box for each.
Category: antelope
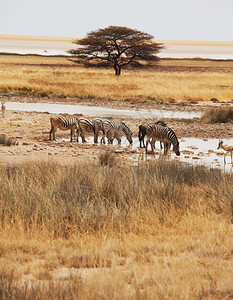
[217,139,233,164]
[1,101,6,117]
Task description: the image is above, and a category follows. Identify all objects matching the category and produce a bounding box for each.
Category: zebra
[96,119,133,145]
[49,116,78,142]
[145,124,180,156]
[77,117,94,143]
[93,118,119,144]
[93,118,104,143]
[138,120,167,149]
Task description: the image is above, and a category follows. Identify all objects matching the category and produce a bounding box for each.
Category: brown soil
[0,97,232,166]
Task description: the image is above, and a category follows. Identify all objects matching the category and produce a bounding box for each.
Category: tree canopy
[68,26,164,75]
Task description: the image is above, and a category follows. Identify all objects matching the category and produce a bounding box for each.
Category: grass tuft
[202,107,233,123]
[0,159,232,236]
[0,159,233,298]
[98,150,116,167]
[0,134,18,146]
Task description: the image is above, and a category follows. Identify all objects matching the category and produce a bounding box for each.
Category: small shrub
[202,108,233,123]
[0,134,7,145]
[99,150,116,167]
[210,97,219,103]
[0,134,18,146]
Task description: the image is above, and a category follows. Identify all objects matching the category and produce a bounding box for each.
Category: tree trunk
[114,64,121,76]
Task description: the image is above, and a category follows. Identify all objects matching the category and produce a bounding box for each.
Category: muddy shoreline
[0,96,232,167]
[1,94,233,112]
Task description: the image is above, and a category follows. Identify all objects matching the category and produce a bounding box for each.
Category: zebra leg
[142,133,146,148]
[80,130,87,143]
[164,142,168,155]
[138,130,142,148]
[94,130,99,144]
[50,127,56,141]
[150,138,155,154]
[76,127,80,142]
[70,128,74,142]
[145,139,150,154]
[50,122,58,141]
[101,127,108,144]
[152,140,156,149]
[115,133,121,145]
[107,131,114,144]
[49,128,53,140]
[143,137,146,148]
[138,127,144,148]
[101,133,106,144]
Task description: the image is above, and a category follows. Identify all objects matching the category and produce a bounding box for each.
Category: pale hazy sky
[0,0,233,41]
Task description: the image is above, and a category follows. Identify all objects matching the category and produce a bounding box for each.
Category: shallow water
[6,101,201,119]
[133,137,232,172]
[59,136,233,173]
[134,137,233,172]
[4,101,232,171]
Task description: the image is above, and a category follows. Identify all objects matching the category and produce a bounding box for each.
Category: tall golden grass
[1,54,233,102]
[0,157,233,298]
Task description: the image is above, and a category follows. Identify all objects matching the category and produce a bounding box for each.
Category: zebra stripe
[93,118,104,143]
[138,120,166,148]
[77,118,94,143]
[100,119,133,145]
[49,116,78,142]
[146,124,180,156]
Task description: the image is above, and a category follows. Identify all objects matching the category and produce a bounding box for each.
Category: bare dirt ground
[0,97,232,166]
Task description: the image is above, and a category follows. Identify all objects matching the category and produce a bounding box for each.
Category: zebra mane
[167,127,179,145]
[155,120,167,127]
[121,122,132,134]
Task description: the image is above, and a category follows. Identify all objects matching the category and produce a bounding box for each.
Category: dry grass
[0,54,233,102]
[202,107,233,123]
[0,158,233,299]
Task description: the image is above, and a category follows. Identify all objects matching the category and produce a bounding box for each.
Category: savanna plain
[0,50,233,299]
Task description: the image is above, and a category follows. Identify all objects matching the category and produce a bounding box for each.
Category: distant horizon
[0,34,233,46]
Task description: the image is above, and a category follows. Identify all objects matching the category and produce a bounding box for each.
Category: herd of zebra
[49,116,180,156]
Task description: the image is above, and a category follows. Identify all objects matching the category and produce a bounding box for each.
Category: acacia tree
[68,26,163,76]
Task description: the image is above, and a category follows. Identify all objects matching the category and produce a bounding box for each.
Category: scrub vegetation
[0,158,233,299]
[202,107,233,123]
[0,49,233,299]
[0,54,233,102]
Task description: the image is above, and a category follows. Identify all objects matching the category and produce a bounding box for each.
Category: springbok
[217,139,233,164]
[1,101,6,117]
